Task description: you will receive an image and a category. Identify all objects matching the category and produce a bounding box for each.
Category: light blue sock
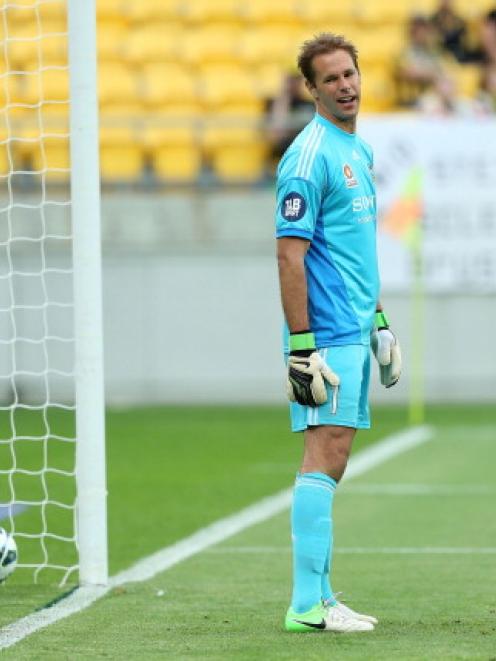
[321,538,337,606]
[291,472,337,613]
[320,475,338,605]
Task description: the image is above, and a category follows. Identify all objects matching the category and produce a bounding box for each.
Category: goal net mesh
[0,0,77,585]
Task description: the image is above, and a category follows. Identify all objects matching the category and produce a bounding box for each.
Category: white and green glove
[287,331,340,411]
[371,311,402,388]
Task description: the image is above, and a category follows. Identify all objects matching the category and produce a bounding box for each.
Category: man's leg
[285,424,374,632]
[291,424,355,613]
[302,425,356,606]
[285,346,376,632]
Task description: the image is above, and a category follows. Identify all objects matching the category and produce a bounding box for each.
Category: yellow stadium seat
[456,0,495,16]
[97,23,126,61]
[0,129,10,177]
[199,65,261,115]
[454,65,481,98]
[100,126,144,180]
[124,26,185,64]
[144,126,202,182]
[156,103,203,120]
[298,1,358,25]
[240,28,302,65]
[1,72,24,107]
[360,66,396,112]
[241,0,301,26]
[98,63,138,107]
[142,64,198,107]
[356,28,404,67]
[356,1,413,26]
[40,32,68,65]
[5,1,66,25]
[183,27,242,65]
[183,0,242,25]
[20,129,70,181]
[412,0,440,12]
[203,126,267,182]
[21,68,69,106]
[5,25,39,64]
[5,20,66,67]
[38,2,67,24]
[126,0,182,23]
[255,63,288,98]
[42,67,69,101]
[3,2,40,25]
[97,0,127,21]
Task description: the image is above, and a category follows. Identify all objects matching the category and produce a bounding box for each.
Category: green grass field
[1,403,496,658]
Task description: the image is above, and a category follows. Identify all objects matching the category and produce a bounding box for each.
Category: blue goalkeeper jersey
[275,112,380,351]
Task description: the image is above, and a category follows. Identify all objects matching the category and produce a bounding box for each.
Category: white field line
[340,483,495,495]
[0,424,433,650]
[206,546,496,555]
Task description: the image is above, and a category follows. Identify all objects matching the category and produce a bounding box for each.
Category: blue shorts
[288,345,371,432]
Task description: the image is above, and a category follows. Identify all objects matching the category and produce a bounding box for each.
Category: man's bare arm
[277,237,311,333]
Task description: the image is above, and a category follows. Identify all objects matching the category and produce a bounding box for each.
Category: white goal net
[0,0,106,585]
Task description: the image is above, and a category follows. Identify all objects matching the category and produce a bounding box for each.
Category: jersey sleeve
[275,177,322,240]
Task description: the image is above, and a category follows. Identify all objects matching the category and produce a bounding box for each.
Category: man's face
[307,50,361,126]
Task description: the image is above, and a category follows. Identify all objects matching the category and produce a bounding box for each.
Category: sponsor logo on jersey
[352,194,376,223]
[352,195,376,212]
[343,164,358,188]
[281,192,307,221]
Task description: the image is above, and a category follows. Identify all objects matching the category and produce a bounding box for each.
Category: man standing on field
[275,33,402,633]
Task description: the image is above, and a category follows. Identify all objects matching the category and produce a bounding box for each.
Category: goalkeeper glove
[371,311,402,388]
[287,331,340,411]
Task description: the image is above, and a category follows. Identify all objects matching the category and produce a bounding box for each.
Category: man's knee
[302,425,355,480]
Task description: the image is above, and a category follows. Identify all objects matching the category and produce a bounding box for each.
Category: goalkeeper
[275,33,401,634]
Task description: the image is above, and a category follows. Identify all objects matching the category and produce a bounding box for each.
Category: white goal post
[0,0,107,586]
[68,0,107,587]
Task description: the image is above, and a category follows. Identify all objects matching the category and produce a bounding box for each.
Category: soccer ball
[0,528,17,582]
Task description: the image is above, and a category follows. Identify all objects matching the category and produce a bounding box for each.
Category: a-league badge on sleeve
[281,192,307,222]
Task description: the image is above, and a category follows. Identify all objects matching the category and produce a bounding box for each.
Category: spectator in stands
[265,70,314,164]
[479,9,496,65]
[417,74,475,115]
[396,14,452,107]
[430,0,471,62]
[476,64,496,112]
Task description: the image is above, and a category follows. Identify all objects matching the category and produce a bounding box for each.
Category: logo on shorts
[281,192,307,221]
[343,164,358,188]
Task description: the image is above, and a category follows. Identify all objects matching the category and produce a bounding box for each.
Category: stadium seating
[182,26,242,66]
[298,1,358,25]
[144,126,202,182]
[125,0,183,24]
[97,23,127,61]
[242,0,302,27]
[124,25,185,65]
[17,127,70,181]
[1,0,494,183]
[98,63,139,112]
[100,126,144,180]
[203,125,268,182]
[452,64,482,98]
[199,65,262,116]
[183,0,243,26]
[355,0,413,26]
[142,63,198,109]
[239,27,302,66]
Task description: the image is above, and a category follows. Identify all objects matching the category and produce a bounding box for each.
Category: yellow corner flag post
[382,167,425,425]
